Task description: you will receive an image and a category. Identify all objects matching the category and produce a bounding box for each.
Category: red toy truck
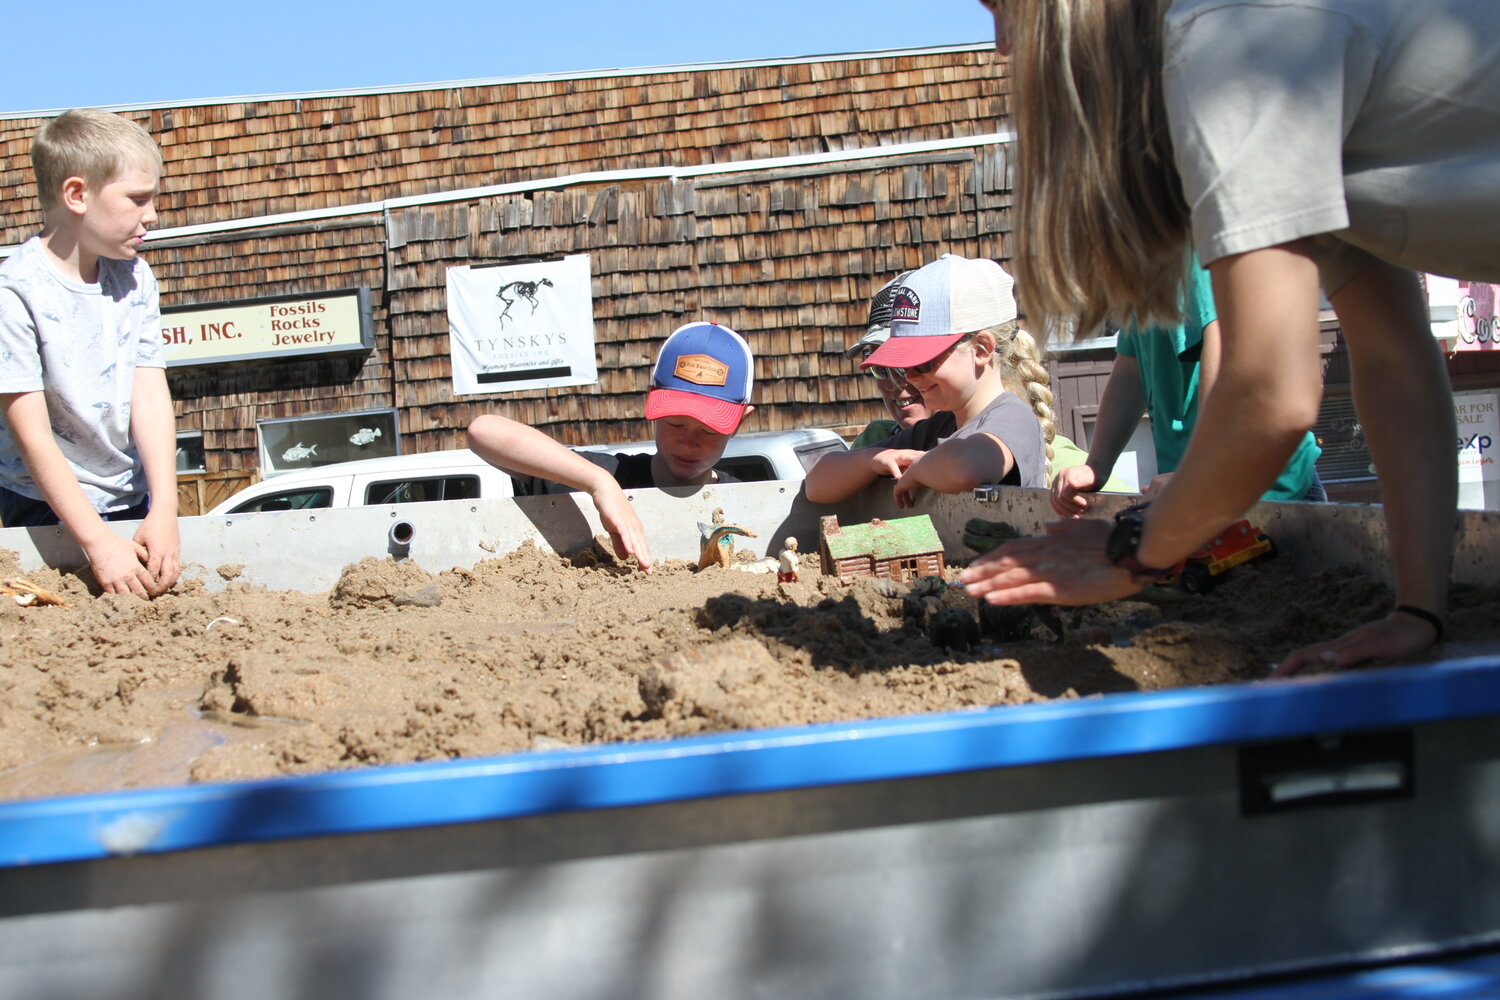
[1161,519,1276,594]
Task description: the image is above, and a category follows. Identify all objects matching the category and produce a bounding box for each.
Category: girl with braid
[805,255,1052,508]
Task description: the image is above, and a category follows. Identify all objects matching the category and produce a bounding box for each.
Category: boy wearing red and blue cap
[468,321,755,573]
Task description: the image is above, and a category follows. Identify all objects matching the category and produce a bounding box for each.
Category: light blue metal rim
[1166,945,1500,1000]
[1,653,1498,868]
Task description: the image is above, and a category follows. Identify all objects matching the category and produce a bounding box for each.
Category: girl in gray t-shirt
[807,255,1054,508]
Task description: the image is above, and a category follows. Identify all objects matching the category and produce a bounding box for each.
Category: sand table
[2,538,1497,803]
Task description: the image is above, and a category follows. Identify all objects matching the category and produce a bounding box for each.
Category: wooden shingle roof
[2,47,1004,246]
[824,514,944,561]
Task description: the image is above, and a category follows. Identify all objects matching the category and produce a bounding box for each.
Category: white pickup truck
[206,428,847,515]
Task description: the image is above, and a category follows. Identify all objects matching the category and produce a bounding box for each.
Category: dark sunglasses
[866,342,959,384]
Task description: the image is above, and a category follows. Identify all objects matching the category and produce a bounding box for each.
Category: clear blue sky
[4,1,995,115]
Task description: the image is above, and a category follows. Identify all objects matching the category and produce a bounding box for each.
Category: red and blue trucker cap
[644,322,754,434]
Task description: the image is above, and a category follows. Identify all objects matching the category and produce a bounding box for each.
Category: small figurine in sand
[2,578,70,608]
[698,507,758,570]
[777,538,801,583]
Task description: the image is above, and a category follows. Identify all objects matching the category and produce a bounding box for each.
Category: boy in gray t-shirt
[0,108,180,597]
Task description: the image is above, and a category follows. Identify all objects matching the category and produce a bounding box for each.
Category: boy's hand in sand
[83,532,156,597]
[135,510,182,595]
[592,486,653,574]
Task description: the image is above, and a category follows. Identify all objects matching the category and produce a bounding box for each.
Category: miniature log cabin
[819,514,945,585]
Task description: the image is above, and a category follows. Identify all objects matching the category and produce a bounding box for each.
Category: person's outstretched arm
[1051,353,1147,517]
[1,390,157,596]
[892,433,1012,507]
[963,243,1321,609]
[1272,260,1452,674]
[468,413,652,572]
[130,366,181,595]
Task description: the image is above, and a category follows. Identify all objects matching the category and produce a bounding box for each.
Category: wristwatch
[1106,505,1174,584]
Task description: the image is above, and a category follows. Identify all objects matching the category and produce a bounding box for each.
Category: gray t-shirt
[0,237,165,511]
[883,392,1048,489]
[1164,0,1500,293]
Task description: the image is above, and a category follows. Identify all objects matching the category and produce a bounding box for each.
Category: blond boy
[0,109,179,597]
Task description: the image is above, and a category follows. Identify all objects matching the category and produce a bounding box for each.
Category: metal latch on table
[1238,729,1414,815]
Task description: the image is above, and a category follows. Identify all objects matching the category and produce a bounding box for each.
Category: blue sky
[5,1,995,115]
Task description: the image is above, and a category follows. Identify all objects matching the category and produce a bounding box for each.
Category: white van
[206,428,846,516]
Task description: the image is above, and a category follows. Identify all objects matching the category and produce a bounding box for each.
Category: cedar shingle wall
[147,224,390,472]
[2,51,1004,244]
[378,147,1012,455]
[0,48,1014,475]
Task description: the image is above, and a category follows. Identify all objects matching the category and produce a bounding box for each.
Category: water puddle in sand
[0,689,307,801]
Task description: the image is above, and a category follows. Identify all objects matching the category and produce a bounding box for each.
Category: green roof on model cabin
[824,514,943,561]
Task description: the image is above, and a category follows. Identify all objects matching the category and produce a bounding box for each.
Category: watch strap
[1114,553,1173,584]
[1108,505,1172,583]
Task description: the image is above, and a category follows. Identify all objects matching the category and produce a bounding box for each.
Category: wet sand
[2,537,1496,802]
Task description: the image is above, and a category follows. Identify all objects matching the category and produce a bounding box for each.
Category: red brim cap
[860,331,966,369]
[645,386,747,435]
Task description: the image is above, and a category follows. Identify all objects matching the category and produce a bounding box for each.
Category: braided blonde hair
[988,321,1056,466]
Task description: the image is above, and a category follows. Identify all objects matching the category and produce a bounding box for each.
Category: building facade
[4,44,1497,511]
[3,46,1022,509]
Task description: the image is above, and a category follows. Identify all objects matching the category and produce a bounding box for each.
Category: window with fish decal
[256,408,399,476]
[175,431,206,474]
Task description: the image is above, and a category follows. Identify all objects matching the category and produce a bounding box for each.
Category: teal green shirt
[1116,258,1321,500]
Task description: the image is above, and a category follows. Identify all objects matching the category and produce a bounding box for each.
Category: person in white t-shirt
[0,109,180,598]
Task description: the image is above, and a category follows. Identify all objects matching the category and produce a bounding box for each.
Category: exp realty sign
[161,288,373,367]
[1456,389,1499,510]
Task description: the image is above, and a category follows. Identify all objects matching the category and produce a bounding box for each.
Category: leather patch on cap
[673,353,729,386]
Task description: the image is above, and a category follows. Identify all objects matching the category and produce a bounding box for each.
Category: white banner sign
[447,255,598,395]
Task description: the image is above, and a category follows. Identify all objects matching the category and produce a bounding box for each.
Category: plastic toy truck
[1162,519,1276,594]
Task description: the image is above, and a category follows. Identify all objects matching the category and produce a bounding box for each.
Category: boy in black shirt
[468,321,755,573]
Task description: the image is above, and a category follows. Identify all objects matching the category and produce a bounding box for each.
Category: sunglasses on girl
[865,342,961,384]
